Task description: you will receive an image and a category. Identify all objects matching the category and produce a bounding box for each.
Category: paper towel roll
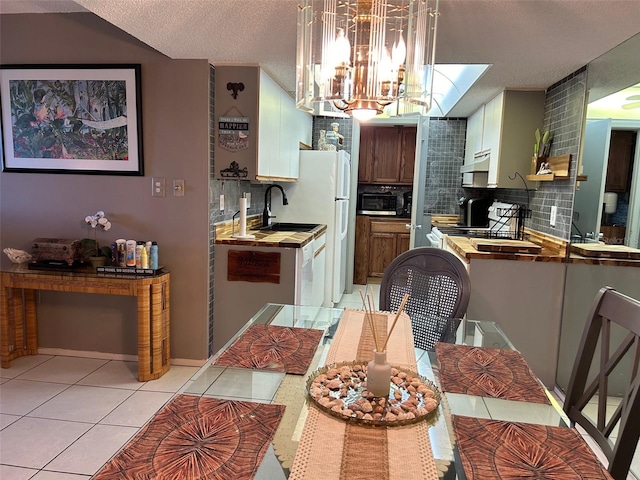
[239,197,247,236]
[603,192,618,214]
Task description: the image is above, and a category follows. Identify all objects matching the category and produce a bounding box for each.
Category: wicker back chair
[379,248,470,351]
[563,286,640,480]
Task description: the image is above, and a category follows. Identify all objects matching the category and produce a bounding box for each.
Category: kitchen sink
[258,222,320,232]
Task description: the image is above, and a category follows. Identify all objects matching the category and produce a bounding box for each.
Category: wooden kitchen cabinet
[397,232,411,253]
[358,125,416,185]
[605,130,635,192]
[358,126,374,183]
[354,215,370,285]
[372,127,402,183]
[400,128,416,184]
[462,90,545,189]
[369,232,398,277]
[354,216,411,283]
[214,65,311,181]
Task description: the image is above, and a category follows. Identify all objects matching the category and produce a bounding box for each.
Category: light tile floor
[1,278,636,479]
[0,355,200,479]
[339,278,381,310]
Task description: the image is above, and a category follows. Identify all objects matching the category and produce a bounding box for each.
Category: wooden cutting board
[570,243,640,259]
[470,238,542,254]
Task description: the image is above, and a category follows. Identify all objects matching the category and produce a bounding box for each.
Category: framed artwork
[0,64,143,175]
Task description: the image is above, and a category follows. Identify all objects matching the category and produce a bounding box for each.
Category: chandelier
[296,0,440,120]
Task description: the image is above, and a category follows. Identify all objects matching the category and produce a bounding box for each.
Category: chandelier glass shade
[296,0,440,119]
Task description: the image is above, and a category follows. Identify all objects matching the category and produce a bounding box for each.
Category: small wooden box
[31,238,83,265]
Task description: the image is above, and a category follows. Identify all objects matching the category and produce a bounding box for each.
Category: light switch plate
[152,177,165,197]
[220,194,225,211]
[173,179,185,196]
[245,192,251,208]
[550,205,557,226]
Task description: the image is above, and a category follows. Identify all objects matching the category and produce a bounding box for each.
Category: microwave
[357,192,398,216]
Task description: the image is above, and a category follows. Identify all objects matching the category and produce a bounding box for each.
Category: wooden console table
[0,264,170,381]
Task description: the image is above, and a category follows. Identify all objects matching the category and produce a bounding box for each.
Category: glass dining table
[182,304,570,480]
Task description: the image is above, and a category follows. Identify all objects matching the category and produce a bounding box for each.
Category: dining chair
[379,247,470,350]
[563,286,640,480]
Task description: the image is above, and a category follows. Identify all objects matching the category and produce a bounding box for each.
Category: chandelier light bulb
[379,47,394,83]
[392,32,407,67]
[351,108,379,121]
[333,28,351,66]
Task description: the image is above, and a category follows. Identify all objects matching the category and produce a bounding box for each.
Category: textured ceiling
[2,0,640,116]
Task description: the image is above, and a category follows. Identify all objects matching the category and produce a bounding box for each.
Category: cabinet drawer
[370,220,409,234]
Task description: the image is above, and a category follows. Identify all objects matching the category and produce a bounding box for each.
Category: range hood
[461,150,491,173]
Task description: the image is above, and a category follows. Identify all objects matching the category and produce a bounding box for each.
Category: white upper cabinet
[215,65,311,181]
[464,108,484,165]
[462,90,545,189]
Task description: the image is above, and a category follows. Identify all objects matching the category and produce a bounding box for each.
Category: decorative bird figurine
[3,248,33,264]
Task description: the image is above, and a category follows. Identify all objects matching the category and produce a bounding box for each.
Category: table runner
[93,395,284,479]
[435,343,550,404]
[213,324,324,374]
[289,308,440,480]
[452,415,614,479]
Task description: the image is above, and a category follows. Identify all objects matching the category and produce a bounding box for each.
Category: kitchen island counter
[568,252,640,267]
[215,218,326,248]
[444,231,639,267]
[445,235,566,263]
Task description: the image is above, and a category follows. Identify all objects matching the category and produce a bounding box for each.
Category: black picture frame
[0,64,143,176]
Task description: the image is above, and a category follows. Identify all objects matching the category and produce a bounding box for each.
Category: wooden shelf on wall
[525,154,587,182]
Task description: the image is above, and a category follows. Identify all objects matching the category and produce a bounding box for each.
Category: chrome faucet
[262,184,288,226]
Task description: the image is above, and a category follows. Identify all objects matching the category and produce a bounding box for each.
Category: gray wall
[0,13,211,361]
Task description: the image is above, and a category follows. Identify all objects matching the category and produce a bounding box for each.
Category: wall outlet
[245,192,251,208]
[550,205,557,227]
[152,177,165,197]
[219,194,225,211]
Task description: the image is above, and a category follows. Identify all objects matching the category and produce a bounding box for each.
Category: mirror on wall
[572,33,640,248]
[557,31,640,399]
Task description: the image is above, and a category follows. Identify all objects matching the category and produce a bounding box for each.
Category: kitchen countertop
[215,216,327,248]
[431,214,459,227]
[356,214,411,220]
[568,252,640,267]
[446,234,640,267]
[445,236,566,263]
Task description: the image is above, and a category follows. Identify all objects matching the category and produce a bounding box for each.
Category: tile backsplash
[422,118,467,215]
[496,67,587,240]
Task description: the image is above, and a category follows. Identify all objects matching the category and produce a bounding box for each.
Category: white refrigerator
[271,150,351,306]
